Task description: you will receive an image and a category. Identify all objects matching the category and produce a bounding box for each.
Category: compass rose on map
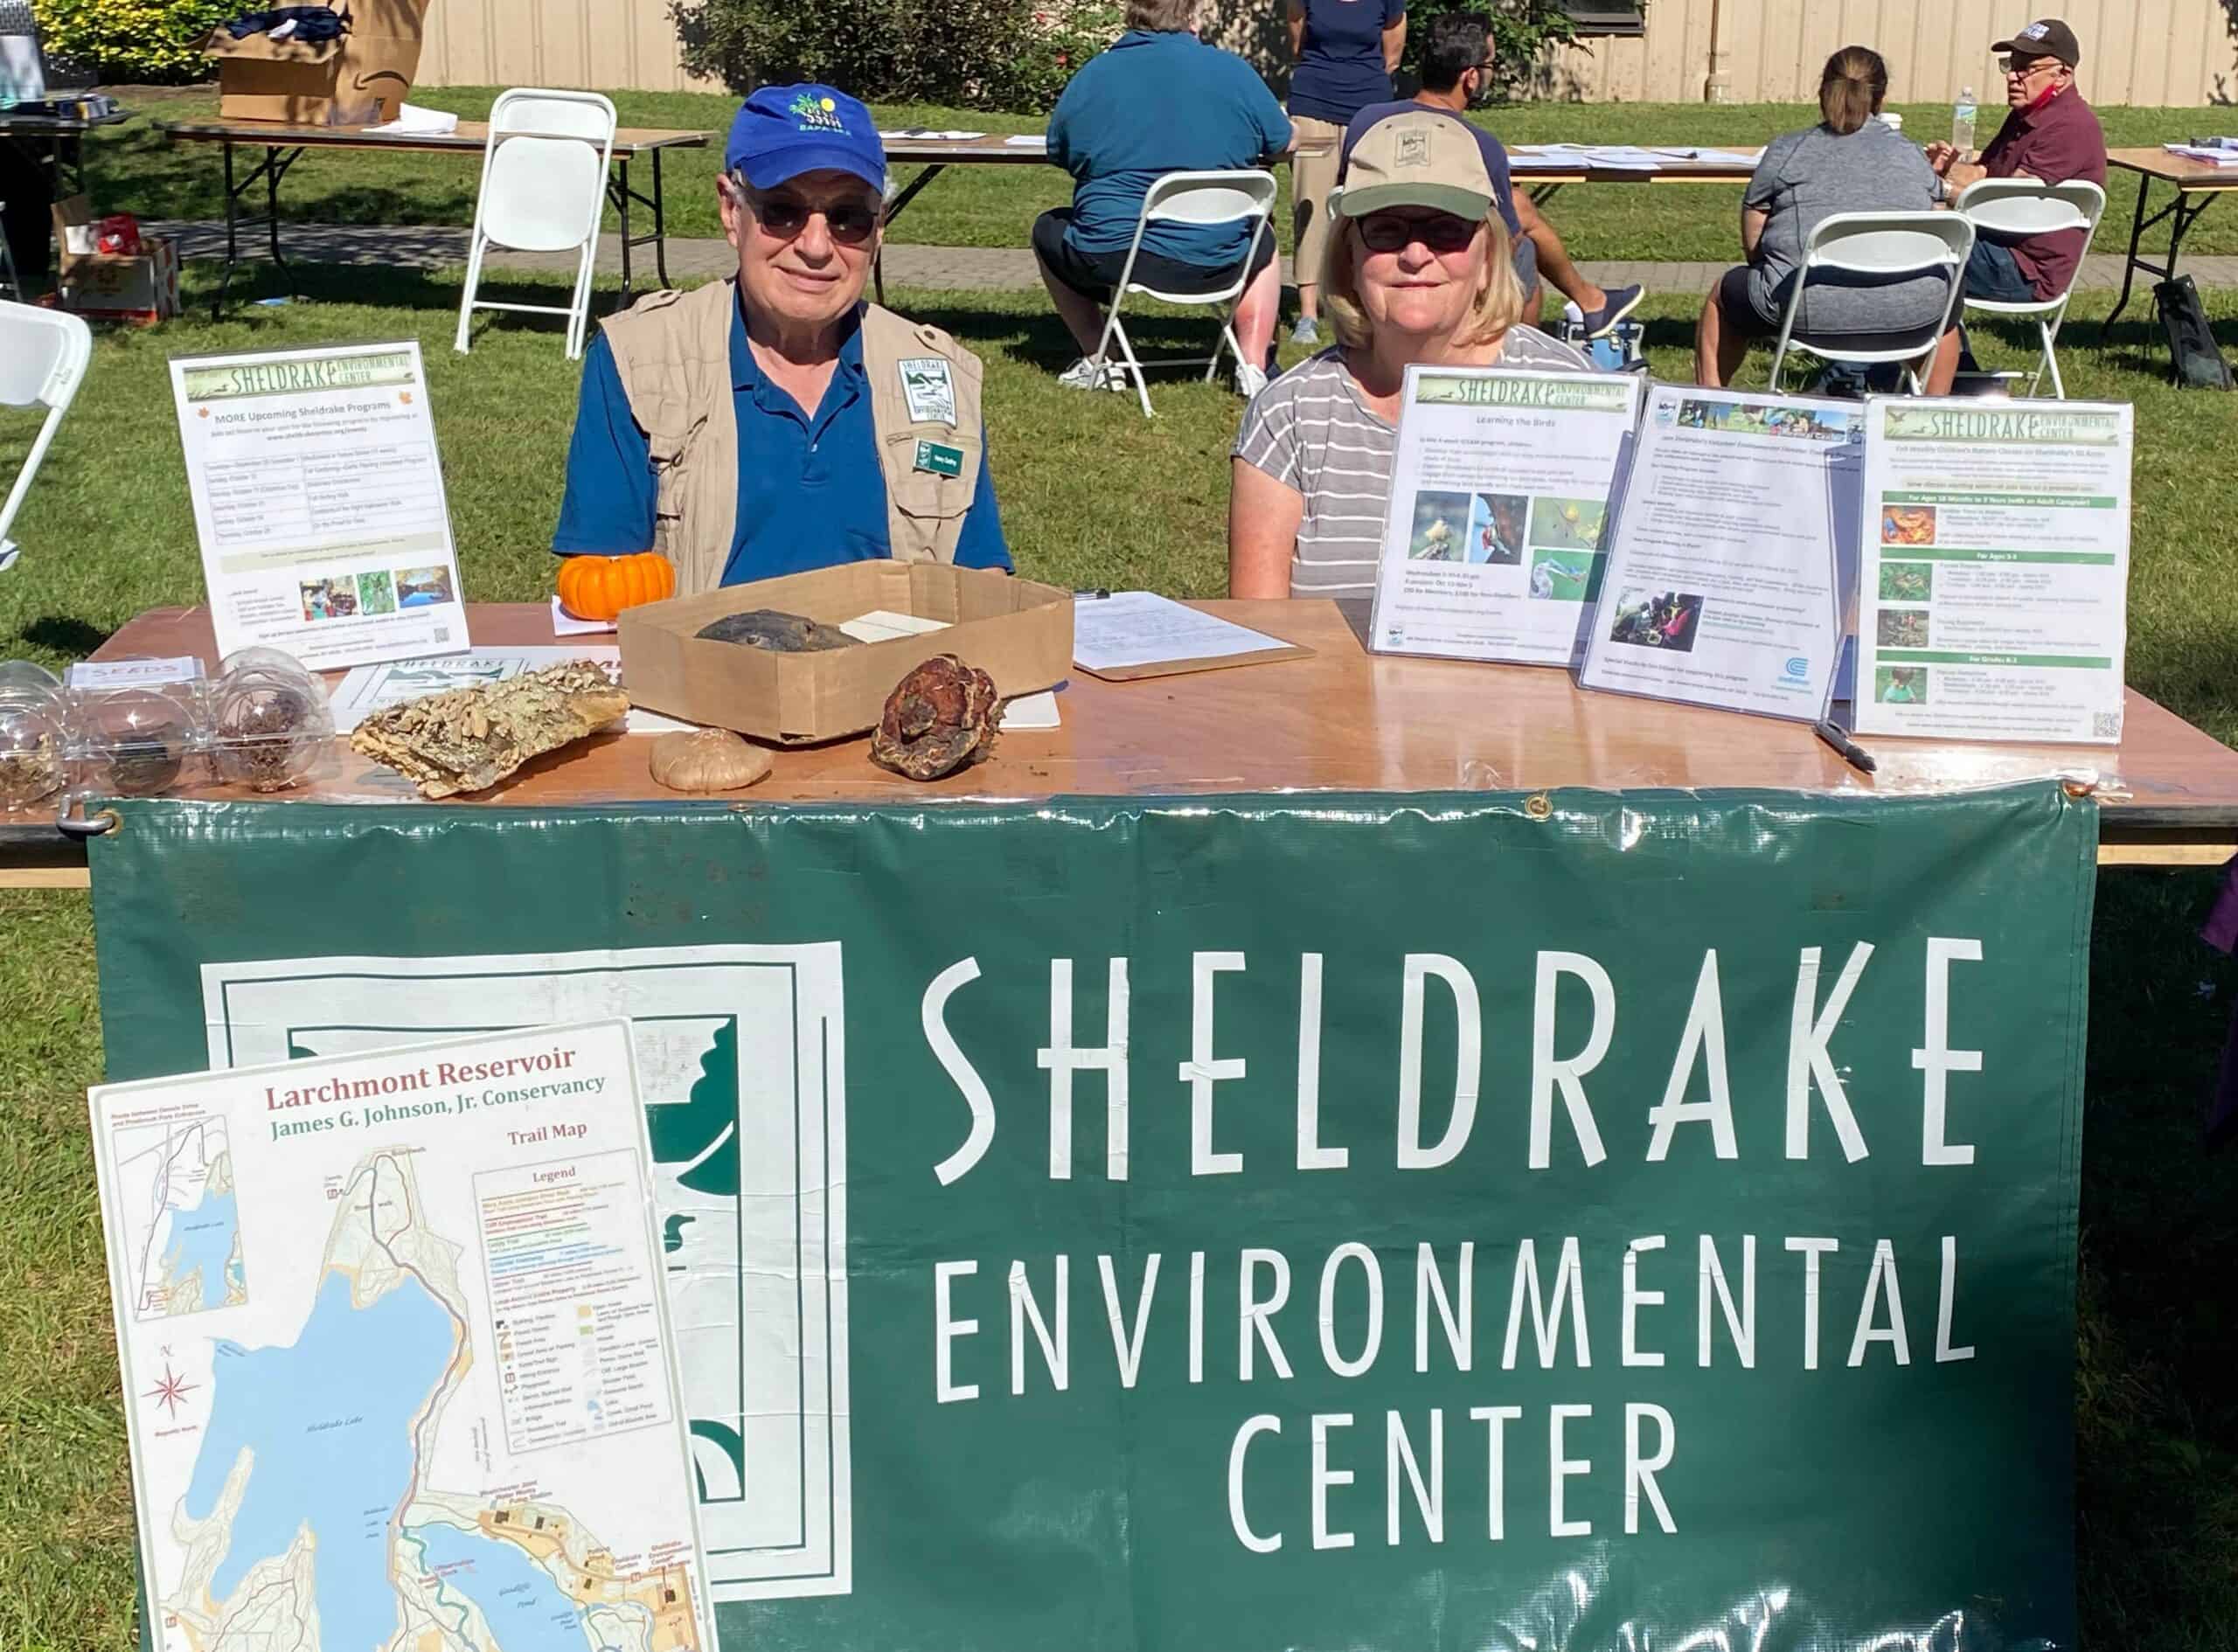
[145,1364,198,1419]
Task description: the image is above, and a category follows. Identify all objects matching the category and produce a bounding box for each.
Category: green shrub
[670,0,1123,113]
[31,0,234,82]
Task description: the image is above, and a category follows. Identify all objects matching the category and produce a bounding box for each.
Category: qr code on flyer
[2092,711,2123,740]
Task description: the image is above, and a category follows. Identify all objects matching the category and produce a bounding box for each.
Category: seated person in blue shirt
[1033,0,1294,397]
[1345,13,1641,336]
[553,84,1011,594]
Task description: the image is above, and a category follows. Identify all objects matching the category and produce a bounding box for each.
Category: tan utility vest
[601,279,985,595]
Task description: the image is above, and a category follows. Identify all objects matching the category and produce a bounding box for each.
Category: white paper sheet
[66,656,205,689]
[1072,591,1289,673]
[89,1019,718,1652]
[1579,385,1859,722]
[880,128,987,141]
[1370,366,1643,667]
[998,690,1061,730]
[838,609,949,643]
[1003,134,1049,149]
[549,593,616,635]
[1851,399,2132,745]
[169,343,469,671]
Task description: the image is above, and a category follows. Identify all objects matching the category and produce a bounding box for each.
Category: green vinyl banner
[88,782,2096,1652]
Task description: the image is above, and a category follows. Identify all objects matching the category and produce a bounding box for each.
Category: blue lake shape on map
[163,1189,241,1301]
[410,1524,589,1652]
[183,1270,455,1644]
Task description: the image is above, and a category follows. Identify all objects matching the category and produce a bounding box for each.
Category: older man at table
[1036,0,1294,396]
[1921,17,2106,392]
[1342,12,1641,336]
[553,84,1011,594]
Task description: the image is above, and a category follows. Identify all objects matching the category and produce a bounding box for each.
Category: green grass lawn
[4,269,2238,1646]
[73,85,2238,262]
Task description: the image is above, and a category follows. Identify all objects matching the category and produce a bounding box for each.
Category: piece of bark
[348,661,629,798]
[870,655,1000,781]
[695,610,860,652]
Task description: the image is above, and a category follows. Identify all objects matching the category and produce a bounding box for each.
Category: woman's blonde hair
[1124,0,1198,31]
[1320,206,1525,352]
[1818,45,1887,136]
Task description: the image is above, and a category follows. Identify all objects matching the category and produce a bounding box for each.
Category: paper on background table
[88,1019,718,1652]
[999,690,1061,730]
[330,647,692,734]
[1651,146,1761,165]
[1003,134,1049,149]
[881,128,987,141]
[1072,591,1295,673]
[550,594,616,636]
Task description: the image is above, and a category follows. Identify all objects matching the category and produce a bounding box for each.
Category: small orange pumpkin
[557,552,677,621]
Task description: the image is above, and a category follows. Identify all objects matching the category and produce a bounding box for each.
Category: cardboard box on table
[50,197,179,324]
[202,0,428,124]
[619,564,1074,744]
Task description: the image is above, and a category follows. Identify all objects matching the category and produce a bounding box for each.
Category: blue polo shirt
[1289,0,1405,125]
[1046,29,1293,267]
[553,296,1011,585]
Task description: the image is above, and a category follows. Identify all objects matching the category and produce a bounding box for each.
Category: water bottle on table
[1951,86,1977,158]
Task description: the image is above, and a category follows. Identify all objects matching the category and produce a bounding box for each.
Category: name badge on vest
[900,357,957,426]
[913,439,964,478]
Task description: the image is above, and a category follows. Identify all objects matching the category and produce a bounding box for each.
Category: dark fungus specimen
[870,655,1000,781]
[695,610,861,652]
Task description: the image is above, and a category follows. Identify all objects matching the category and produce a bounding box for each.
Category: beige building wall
[414,0,2237,106]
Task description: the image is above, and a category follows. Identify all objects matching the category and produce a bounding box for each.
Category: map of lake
[409,1524,588,1652]
[163,1187,241,1306]
[184,1270,456,1635]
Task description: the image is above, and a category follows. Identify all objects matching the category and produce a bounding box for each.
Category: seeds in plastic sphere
[216,685,315,792]
[0,723,62,809]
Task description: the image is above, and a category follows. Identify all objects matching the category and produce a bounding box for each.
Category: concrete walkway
[148,219,2238,295]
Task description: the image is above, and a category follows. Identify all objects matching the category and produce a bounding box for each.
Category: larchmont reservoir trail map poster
[89,1019,715,1652]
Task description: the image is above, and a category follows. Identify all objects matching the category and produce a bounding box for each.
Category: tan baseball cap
[1333,109,1496,222]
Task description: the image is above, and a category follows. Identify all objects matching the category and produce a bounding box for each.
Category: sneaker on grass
[1234,361,1270,399]
[1577,284,1644,338]
[1289,316,1320,347]
[1057,357,1126,391]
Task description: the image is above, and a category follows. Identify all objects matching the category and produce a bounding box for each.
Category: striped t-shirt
[1233,328,1596,599]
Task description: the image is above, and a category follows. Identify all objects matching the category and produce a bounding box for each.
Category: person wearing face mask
[1227,109,1593,601]
[1925,18,2104,310]
[553,84,1011,594]
[1342,12,1641,334]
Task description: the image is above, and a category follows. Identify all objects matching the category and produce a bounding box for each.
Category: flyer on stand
[1370,366,1643,666]
[90,1019,716,1652]
[1579,385,1861,719]
[170,343,469,671]
[1852,399,2132,744]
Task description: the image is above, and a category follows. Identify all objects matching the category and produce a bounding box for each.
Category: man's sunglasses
[1357,210,1479,253]
[740,186,881,246]
[1998,54,2056,77]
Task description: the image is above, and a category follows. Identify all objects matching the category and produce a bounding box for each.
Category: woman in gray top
[1695,46,1944,387]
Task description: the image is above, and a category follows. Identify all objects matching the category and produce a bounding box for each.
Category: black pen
[1813,719,1878,774]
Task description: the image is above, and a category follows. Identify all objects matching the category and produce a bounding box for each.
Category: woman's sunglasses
[741,188,881,246]
[1357,210,1479,254]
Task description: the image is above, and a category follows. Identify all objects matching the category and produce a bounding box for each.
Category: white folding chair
[455,87,617,360]
[1767,211,1975,395]
[1088,169,1278,419]
[1956,177,2105,399]
[0,301,91,573]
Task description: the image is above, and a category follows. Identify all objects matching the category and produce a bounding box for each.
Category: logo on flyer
[900,357,956,426]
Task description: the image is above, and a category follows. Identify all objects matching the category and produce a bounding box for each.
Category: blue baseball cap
[725,84,886,193]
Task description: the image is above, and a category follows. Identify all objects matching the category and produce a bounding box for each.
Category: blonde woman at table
[1227,109,1591,601]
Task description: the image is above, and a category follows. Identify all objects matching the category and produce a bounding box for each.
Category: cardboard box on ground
[203,0,430,125]
[50,197,178,323]
[620,565,1074,744]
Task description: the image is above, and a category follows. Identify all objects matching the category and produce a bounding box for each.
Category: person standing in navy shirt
[1037,0,1294,397]
[553,85,1011,592]
[1286,0,1406,346]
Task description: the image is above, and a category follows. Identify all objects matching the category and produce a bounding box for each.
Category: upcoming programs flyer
[1852,399,2132,744]
[90,1020,714,1652]
[1371,367,1643,666]
[170,343,469,670]
[1578,386,1859,719]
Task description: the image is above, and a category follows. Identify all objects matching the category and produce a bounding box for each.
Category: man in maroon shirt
[1920,17,2105,389]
